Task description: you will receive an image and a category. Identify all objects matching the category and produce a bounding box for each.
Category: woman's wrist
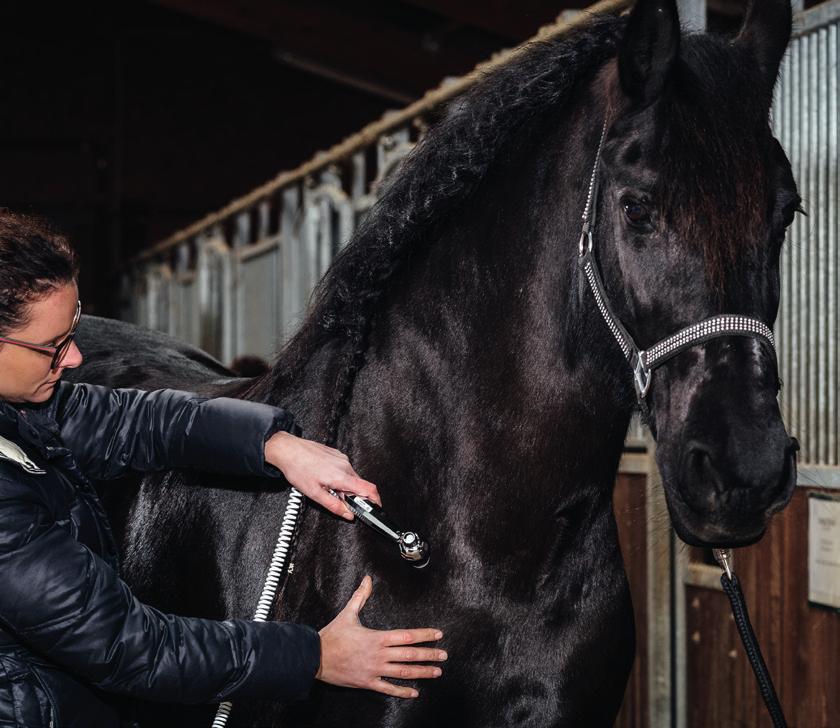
[315,631,324,680]
[264,430,294,473]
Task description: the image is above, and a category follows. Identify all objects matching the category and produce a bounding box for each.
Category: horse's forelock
[658,35,777,292]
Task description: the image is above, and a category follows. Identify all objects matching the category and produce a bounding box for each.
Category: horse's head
[593,0,800,547]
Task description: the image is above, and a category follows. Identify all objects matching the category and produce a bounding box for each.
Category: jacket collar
[0,401,21,439]
[0,398,63,459]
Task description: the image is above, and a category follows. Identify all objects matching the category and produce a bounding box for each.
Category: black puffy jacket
[0,382,320,728]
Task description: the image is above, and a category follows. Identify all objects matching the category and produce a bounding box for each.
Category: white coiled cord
[211,487,305,728]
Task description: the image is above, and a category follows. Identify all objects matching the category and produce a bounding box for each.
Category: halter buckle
[633,353,652,399]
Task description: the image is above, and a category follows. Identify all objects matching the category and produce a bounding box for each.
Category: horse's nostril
[686,446,726,499]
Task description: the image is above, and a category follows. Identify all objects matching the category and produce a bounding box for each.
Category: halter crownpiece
[578,118,777,404]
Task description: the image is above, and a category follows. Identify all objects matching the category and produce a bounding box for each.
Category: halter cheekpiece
[578,119,776,405]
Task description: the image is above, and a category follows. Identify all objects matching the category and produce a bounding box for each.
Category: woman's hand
[316,576,446,698]
[264,431,381,520]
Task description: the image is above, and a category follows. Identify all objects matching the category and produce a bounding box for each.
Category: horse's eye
[622,198,652,228]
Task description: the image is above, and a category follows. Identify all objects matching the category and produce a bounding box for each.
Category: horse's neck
[348,117,633,505]
[334,215,630,583]
[276,88,634,498]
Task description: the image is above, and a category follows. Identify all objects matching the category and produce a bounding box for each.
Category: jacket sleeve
[0,486,320,704]
[46,381,296,481]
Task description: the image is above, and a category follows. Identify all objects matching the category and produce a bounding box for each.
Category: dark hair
[0,210,79,334]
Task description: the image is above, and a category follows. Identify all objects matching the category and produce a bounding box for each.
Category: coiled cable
[211,487,305,728]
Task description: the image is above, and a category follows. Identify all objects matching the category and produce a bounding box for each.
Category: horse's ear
[618,0,681,105]
[735,0,792,86]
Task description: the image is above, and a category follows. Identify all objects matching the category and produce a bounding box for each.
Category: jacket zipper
[30,667,58,728]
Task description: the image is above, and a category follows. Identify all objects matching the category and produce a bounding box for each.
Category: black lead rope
[714,550,788,728]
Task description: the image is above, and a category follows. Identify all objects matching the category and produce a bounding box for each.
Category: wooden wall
[614,470,650,728]
[685,488,840,728]
[611,462,840,728]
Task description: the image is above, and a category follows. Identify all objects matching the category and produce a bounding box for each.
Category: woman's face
[0,282,83,403]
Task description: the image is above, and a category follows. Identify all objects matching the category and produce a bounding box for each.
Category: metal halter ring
[633,355,652,398]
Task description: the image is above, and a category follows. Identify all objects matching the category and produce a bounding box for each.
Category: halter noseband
[578,119,776,410]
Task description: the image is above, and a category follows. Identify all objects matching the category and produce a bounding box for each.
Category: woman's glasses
[0,300,81,370]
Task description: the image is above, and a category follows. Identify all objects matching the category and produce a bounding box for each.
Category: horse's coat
[70,1,800,725]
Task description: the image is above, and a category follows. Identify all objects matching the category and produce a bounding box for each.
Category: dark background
[0,0,776,315]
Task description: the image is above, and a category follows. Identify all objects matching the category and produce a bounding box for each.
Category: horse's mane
[247,13,627,432]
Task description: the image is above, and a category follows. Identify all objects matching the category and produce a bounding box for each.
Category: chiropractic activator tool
[335,492,430,568]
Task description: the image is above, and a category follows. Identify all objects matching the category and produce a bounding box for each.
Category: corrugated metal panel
[236,241,281,362]
[197,240,230,360]
[173,275,198,347]
[773,9,840,466]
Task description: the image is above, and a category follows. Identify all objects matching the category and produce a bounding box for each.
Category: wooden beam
[137,0,632,261]
[154,0,503,97]
[398,0,591,40]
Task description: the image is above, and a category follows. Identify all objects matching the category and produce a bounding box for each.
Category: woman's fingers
[327,474,380,506]
[299,482,355,520]
[344,575,373,618]
[348,476,381,505]
[381,628,444,647]
[369,679,419,699]
[305,476,381,521]
[317,579,448,699]
[382,646,447,663]
[379,664,443,680]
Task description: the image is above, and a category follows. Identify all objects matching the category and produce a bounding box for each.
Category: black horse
[70,0,801,725]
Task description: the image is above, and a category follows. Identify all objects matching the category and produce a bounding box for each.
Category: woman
[0,211,445,727]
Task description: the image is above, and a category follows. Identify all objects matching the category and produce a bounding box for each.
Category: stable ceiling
[153,0,595,103]
[1,0,752,317]
[153,0,755,106]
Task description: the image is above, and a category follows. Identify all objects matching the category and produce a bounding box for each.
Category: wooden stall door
[684,488,840,728]
[614,469,650,728]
